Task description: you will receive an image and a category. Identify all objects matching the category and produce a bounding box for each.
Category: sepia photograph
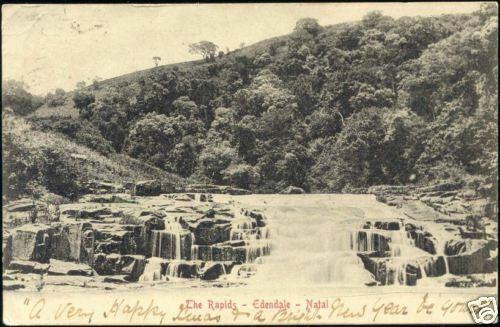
[2,2,498,325]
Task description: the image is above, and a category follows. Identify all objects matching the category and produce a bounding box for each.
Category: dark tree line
[7,5,497,195]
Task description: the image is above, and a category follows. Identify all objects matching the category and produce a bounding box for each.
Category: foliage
[21,8,499,195]
[2,112,182,200]
[1,80,44,115]
[189,41,219,61]
[125,113,204,175]
[30,116,115,154]
[45,88,67,107]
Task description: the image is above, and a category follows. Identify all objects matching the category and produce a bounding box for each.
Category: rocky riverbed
[2,181,498,292]
[2,184,270,292]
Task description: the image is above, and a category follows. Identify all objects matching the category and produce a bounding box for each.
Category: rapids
[218,194,456,288]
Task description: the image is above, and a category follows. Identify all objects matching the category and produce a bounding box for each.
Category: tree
[76,81,87,89]
[153,56,161,67]
[1,80,44,115]
[315,108,388,191]
[223,164,260,189]
[72,91,95,118]
[92,77,102,90]
[197,142,239,183]
[306,109,342,140]
[188,41,219,61]
[169,139,198,177]
[171,96,199,118]
[294,18,323,36]
[45,88,66,107]
[126,113,204,170]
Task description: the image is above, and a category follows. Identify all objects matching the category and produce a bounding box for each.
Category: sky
[2,2,485,95]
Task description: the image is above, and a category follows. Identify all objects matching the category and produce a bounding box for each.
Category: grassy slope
[27,23,329,119]
[3,114,184,187]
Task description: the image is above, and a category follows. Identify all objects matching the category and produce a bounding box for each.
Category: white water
[221,194,454,288]
[151,218,191,260]
[145,193,460,287]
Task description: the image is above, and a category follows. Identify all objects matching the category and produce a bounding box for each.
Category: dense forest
[2,5,498,199]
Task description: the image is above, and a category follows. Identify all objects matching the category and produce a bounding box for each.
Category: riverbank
[2,183,498,292]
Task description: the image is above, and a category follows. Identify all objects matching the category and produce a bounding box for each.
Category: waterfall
[165,261,178,277]
[245,242,272,263]
[245,202,379,286]
[191,245,198,261]
[150,220,192,260]
[230,216,258,240]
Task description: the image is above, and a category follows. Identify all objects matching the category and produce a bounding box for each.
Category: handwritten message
[17,293,477,324]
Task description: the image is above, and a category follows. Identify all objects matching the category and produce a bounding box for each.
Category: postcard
[2,2,498,325]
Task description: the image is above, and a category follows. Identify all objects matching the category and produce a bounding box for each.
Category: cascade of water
[139,257,164,281]
[151,230,158,257]
[191,244,199,261]
[165,261,180,277]
[150,225,191,260]
[245,242,271,263]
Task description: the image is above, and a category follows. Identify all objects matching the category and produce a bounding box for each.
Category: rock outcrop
[134,180,162,196]
[3,190,270,291]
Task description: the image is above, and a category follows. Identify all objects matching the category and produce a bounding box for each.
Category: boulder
[174,194,193,202]
[48,259,94,276]
[417,256,447,277]
[120,255,146,281]
[460,230,487,239]
[204,209,216,218]
[447,244,493,275]
[62,207,114,220]
[200,262,233,280]
[164,261,199,278]
[103,275,129,284]
[93,253,121,275]
[3,232,12,272]
[92,254,146,281]
[373,221,401,231]
[408,230,437,254]
[134,180,161,196]
[8,260,49,274]
[11,225,54,262]
[444,239,493,256]
[50,222,94,264]
[191,221,231,246]
[405,263,420,286]
[82,180,125,194]
[4,199,38,212]
[3,281,26,291]
[94,226,143,255]
[242,210,267,227]
[358,255,421,286]
[280,186,305,194]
